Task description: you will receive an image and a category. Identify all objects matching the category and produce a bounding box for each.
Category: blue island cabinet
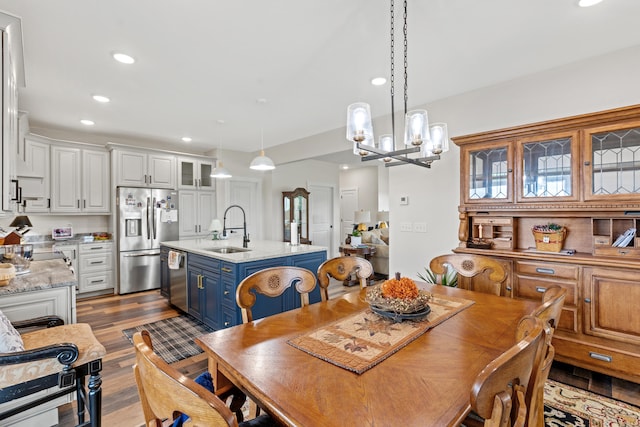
[187,250,327,330]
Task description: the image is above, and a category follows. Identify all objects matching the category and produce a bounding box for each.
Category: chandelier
[346,0,449,168]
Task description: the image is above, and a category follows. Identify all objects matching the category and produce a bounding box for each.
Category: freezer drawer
[119,250,160,294]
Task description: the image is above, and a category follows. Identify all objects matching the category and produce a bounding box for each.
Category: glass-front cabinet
[584,121,640,201]
[282,187,311,244]
[516,131,579,202]
[462,141,513,204]
[178,157,214,190]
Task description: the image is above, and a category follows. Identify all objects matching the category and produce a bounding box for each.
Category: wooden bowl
[0,262,16,286]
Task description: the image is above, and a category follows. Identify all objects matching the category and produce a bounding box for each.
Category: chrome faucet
[222,204,250,248]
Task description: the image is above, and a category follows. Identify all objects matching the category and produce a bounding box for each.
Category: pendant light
[211,132,232,178]
[250,99,276,171]
[346,0,450,169]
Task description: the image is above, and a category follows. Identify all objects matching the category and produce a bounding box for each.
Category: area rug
[544,379,640,426]
[287,293,474,374]
[122,315,213,364]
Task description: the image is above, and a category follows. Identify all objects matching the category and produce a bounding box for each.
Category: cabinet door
[584,122,640,201]
[115,150,147,186]
[187,268,203,320]
[202,268,220,329]
[178,157,197,189]
[82,149,110,213]
[198,160,214,190]
[51,145,81,213]
[197,191,216,237]
[179,191,198,238]
[148,153,175,188]
[515,131,580,202]
[17,137,48,178]
[583,267,640,346]
[461,141,514,204]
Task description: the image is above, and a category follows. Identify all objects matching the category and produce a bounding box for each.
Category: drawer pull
[221,267,232,273]
[224,291,230,295]
[90,279,104,284]
[506,286,512,291]
[535,268,555,275]
[535,286,547,293]
[589,352,612,363]
[584,298,591,303]
[90,261,104,265]
[90,246,105,250]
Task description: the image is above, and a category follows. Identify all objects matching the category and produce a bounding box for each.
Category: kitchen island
[160,237,327,329]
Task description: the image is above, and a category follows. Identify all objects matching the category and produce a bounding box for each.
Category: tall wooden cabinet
[453,104,640,383]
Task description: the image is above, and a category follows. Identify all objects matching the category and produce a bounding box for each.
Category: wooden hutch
[453,104,640,384]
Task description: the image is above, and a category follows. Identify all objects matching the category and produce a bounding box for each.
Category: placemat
[287,294,474,374]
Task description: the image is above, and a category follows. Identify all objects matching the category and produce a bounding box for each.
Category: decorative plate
[370,304,431,323]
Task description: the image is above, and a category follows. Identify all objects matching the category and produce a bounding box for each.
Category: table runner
[287,294,474,374]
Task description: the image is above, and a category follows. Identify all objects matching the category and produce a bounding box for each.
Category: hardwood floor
[57,284,640,426]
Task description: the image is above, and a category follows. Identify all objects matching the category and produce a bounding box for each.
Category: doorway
[308,183,334,256]
[340,187,358,243]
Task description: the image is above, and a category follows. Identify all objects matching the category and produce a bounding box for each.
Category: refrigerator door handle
[152,197,157,239]
[146,196,151,240]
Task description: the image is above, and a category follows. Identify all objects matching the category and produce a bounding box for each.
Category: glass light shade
[209,219,223,231]
[404,109,429,146]
[378,134,394,162]
[210,161,232,179]
[346,102,374,143]
[249,150,275,170]
[429,123,449,154]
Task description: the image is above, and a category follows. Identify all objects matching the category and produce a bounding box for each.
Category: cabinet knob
[224,290,230,295]
[584,161,591,166]
[506,286,512,291]
[224,321,230,327]
[584,298,591,303]
[535,286,547,293]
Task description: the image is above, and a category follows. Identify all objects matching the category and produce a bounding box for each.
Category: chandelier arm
[356,143,419,161]
[386,158,432,168]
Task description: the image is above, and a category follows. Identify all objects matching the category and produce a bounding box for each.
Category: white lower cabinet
[78,242,113,295]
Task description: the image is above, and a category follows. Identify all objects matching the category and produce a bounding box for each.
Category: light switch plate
[414,222,427,233]
[400,222,412,232]
[400,195,409,205]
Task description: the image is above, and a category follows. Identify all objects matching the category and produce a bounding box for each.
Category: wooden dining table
[196,284,539,427]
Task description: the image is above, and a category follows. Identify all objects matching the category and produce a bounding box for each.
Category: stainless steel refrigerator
[116,187,179,294]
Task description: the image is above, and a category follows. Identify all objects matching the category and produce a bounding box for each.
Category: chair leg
[88,368,102,427]
[76,375,86,424]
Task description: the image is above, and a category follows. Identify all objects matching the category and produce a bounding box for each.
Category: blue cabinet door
[201,267,220,330]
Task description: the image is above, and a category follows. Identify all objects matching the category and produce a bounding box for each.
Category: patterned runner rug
[288,293,474,374]
[545,379,640,426]
[122,315,213,364]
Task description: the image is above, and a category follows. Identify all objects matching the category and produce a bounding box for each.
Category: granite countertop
[161,236,327,263]
[0,259,77,296]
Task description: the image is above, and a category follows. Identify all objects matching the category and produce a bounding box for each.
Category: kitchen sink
[205,247,251,254]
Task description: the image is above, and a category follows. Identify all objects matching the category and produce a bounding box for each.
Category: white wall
[389,44,640,280]
[339,166,379,229]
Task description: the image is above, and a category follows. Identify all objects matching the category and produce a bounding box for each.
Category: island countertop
[0,258,77,296]
[161,237,327,263]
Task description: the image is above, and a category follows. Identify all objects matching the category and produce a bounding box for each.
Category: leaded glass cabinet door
[516,132,579,202]
[585,122,640,201]
[462,141,513,204]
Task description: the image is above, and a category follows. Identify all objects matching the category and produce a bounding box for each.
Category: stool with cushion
[0,310,105,427]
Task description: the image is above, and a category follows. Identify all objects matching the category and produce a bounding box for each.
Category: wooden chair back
[429,253,508,296]
[236,266,317,323]
[523,285,567,427]
[132,330,239,427]
[317,256,374,301]
[470,316,545,427]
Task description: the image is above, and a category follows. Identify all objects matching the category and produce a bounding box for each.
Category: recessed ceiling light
[341,164,349,170]
[80,119,95,126]
[371,77,387,86]
[112,52,135,64]
[181,137,192,143]
[92,95,110,103]
[578,0,604,7]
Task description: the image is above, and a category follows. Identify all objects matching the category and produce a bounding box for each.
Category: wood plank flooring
[58,285,640,426]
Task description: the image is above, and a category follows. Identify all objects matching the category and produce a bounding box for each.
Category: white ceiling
[2,0,640,161]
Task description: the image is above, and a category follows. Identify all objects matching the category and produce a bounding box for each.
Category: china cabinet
[453,104,640,383]
[282,187,311,244]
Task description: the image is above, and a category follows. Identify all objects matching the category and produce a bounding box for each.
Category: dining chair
[236,266,317,323]
[429,253,508,296]
[317,256,374,301]
[469,316,546,427]
[523,285,567,427]
[132,330,275,427]
[0,313,105,427]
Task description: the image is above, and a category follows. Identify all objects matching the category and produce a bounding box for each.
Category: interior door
[309,184,334,254]
[340,188,358,242]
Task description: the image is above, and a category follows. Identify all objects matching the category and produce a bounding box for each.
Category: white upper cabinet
[177,156,214,190]
[51,145,109,213]
[114,149,176,189]
[178,190,216,238]
[16,135,50,213]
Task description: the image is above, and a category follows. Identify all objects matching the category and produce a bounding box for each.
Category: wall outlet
[414,222,427,233]
[400,222,412,232]
[400,195,409,205]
